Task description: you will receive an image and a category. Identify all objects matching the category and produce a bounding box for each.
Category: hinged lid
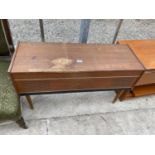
[10,42,144,73]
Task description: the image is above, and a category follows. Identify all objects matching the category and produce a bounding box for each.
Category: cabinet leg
[112,90,125,103]
[16,117,28,129]
[119,89,131,101]
[130,90,135,97]
[25,95,34,109]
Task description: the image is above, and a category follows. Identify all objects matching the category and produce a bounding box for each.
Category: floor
[1,19,155,134]
[0,91,155,134]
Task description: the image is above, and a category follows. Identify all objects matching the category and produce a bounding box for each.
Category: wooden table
[9,42,144,103]
[117,40,155,100]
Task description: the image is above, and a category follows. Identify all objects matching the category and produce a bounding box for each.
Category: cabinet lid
[118,39,155,70]
[10,42,144,73]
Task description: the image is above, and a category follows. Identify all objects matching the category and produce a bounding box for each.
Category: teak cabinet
[117,40,155,100]
[9,42,144,102]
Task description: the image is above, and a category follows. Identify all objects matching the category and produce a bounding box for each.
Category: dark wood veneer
[9,42,144,103]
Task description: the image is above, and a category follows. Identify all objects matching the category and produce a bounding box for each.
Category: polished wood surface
[118,39,155,100]
[11,42,143,73]
[14,76,138,94]
[118,84,155,100]
[136,70,155,86]
[118,40,155,70]
[133,84,155,97]
[9,42,144,103]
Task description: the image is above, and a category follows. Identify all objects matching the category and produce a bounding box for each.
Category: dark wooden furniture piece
[117,39,155,100]
[9,42,144,103]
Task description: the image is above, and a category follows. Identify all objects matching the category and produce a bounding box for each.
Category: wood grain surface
[14,76,138,94]
[118,40,155,70]
[118,84,155,100]
[10,42,143,73]
[117,39,155,100]
[9,42,144,96]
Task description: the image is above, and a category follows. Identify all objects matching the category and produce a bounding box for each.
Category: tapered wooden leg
[16,117,28,129]
[130,90,135,97]
[25,95,34,109]
[119,89,131,101]
[112,89,125,103]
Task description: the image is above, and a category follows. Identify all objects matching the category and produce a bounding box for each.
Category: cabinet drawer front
[14,77,137,94]
[11,71,142,79]
[136,71,155,86]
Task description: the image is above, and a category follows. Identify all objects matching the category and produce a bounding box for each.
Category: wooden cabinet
[9,42,144,102]
[117,40,155,100]
[136,70,155,86]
